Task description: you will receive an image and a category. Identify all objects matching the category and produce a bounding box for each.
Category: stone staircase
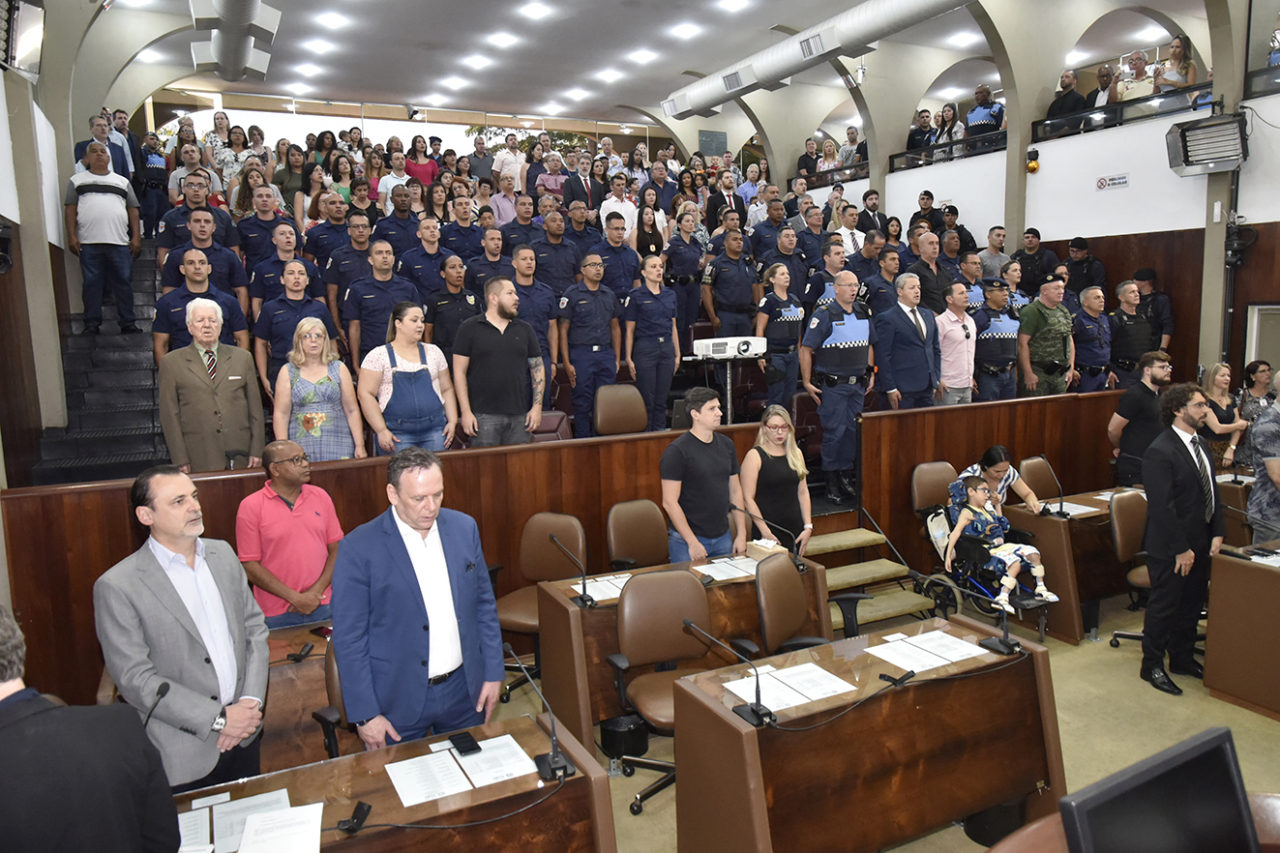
[806,520,935,635]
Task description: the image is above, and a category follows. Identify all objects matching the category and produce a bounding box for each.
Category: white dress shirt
[392,509,464,677]
[600,195,637,237]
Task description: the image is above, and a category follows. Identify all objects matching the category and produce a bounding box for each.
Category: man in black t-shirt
[1107,351,1172,485]
[452,277,544,448]
[659,387,747,563]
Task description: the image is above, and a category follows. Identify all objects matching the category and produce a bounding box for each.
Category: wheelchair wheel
[923,574,960,617]
[967,583,1001,618]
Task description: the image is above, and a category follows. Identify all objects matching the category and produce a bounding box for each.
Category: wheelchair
[914,498,1050,641]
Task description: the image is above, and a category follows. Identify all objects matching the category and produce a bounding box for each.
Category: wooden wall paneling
[0,224,41,486]
[1226,221,1280,380]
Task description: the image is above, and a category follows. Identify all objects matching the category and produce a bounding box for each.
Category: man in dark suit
[873,272,941,410]
[333,448,504,749]
[705,169,747,230]
[562,159,604,214]
[1,604,180,852]
[1139,383,1225,695]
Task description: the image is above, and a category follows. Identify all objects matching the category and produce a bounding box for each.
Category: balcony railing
[888,130,1007,173]
[1030,83,1214,142]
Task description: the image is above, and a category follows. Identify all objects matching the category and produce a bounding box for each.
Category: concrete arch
[71,12,194,126]
[1070,6,1212,72]
[624,103,760,166]
[104,65,199,122]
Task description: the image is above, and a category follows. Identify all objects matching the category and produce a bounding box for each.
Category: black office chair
[312,642,352,759]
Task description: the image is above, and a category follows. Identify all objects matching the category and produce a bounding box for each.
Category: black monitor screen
[1060,728,1258,853]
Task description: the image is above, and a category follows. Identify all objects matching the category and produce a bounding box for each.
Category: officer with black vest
[1110,279,1155,389]
[755,260,805,408]
[971,279,1020,401]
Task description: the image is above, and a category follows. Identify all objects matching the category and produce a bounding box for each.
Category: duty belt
[977,362,1015,376]
[1077,364,1108,377]
[670,275,699,285]
[1032,360,1069,376]
[1112,358,1138,371]
[716,301,753,314]
[817,371,867,387]
[769,344,797,354]
[572,343,610,352]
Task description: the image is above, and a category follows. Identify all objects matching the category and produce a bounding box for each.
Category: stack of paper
[721,662,858,712]
[385,734,540,808]
[578,574,629,602]
[866,630,986,673]
[238,803,323,853]
[696,556,757,581]
[209,790,291,853]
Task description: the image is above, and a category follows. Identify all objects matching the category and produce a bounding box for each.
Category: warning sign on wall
[1096,173,1130,191]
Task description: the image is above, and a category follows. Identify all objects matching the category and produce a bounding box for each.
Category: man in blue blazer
[333,448,504,749]
[873,272,941,409]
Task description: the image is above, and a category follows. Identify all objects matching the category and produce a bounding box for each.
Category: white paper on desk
[178,808,210,847]
[1094,491,1115,502]
[722,665,809,711]
[770,662,856,701]
[455,734,540,788]
[1217,473,1255,484]
[178,846,214,853]
[582,576,626,601]
[191,792,231,809]
[712,556,759,575]
[695,562,753,582]
[237,803,323,853]
[385,750,473,807]
[1251,553,1280,568]
[866,638,950,673]
[211,789,290,853]
[1053,501,1106,517]
[903,630,987,663]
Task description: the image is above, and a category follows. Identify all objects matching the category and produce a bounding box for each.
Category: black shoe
[824,482,847,505]
[1168,660,1204,679]
[1140,667,1183,695]
[82,323,100,336]
[837,469,858,497]
[119,323,143,334]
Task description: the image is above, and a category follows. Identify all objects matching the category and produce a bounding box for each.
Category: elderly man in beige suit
[158,297,264,472]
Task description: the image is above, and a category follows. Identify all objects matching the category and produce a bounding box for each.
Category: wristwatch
[211,708,227,732]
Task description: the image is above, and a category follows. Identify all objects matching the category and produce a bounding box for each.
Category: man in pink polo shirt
[235,439,344,628]
[937,280,977,405]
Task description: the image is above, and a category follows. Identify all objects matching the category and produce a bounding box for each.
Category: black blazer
[0,693,179,852]
[856,209,889,235]
[706,190,747,229]
[1141,428,1226,559]
[562,173,606,210]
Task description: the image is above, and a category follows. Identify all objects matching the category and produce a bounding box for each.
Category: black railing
[795,162,871,189]
[1030,82,1214,142]
[888,130,1007,173]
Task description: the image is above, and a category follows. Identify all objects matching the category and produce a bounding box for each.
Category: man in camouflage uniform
[1017,272,1078,396]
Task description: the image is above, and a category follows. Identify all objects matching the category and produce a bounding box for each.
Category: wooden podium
[673,616,1066,853]
[173,714,615,851]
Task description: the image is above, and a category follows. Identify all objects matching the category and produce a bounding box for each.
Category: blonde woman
[1200,362,1248,466]
[358,301,457,453]
[740,405,812,554]
[817,138,841,172]
[273,317,365,461]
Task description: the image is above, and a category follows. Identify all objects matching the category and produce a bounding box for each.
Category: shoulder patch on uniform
[466,293,476,304]
[559,296,569,309]
[622,296,631,308]
[809,316,821,329]
[157,221,166,233]
[758,297,768,308]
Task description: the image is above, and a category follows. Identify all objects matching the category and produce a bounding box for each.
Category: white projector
[692,336,767,359]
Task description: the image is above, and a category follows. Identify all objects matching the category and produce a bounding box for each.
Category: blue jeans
[79,243,135,325]
[375,429,447,455]
[264,604,332,630]
[975,368,1016,401]
[668,527,733,563]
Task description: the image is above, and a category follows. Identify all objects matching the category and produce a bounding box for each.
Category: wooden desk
[1006,490,1131,645]
[1205,547,1280,721]
[989,792,1280,852]
[1217,473,1255,546]
[673,615,1066,853]
[538,560,830,751]
[173,714,616,852]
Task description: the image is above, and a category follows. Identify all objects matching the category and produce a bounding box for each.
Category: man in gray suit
[94,465,269,791]
[158,297,264,473]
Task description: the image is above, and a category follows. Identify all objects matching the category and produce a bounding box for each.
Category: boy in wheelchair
[945,476,1060,613]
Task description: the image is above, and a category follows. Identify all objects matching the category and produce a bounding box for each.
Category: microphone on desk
[550,533,595,609]
[681,619,775,727]
[143,681,169,729]
[286,642,315,663]
[904,568,1021,656]
[502,643,577,781]
[729,503,805,572]
[1043,462,1071,518]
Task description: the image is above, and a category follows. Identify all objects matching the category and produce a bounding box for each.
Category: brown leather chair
[531,409,571,442]
[735,554,871,656]
[1109,489,1151,648]
[606,499,670,572]
[594,384,648,435]
[911,461,959,544]
[608,569,712,815]
[496,512,587,701]
[1017,455,1059,506]
[313,642,351,758]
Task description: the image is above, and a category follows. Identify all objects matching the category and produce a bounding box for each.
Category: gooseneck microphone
[503,643,577,781]
[905,568,1022,656]
[729,503,805,572]
[549,533,595,608]
[143,681,170,728]
[1042,459,1070,518]
[682,618,775,727]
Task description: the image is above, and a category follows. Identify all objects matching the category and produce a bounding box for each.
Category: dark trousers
[395,666,485,741]
[633,337,675,432]
[818,381,866,471]
[765,351,799,408]
[674,280,701,353]
[140,186,169,238]
[897,387,936,409]
[1141,549,1210,673]
[79,243,135,326]
[1114,366,1141,390]
[170,732,262,794]
[975,368,1016,401]
[1075,369,1110,392]
[569,345,617,437]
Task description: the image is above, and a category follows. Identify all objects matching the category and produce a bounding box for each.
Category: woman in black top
[630,204,665,257]
[740,405,813,554]
[1199,362,1248,466]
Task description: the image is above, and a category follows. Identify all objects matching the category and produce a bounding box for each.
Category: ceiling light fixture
[517,2,553,20]
[938,87,964,100]
[1135,25,1167,43]
[295,63,322,77]
[301,38,335,55]
[716,0,749,11]
[1065,50,1087,66]
[596,68,623,83]
[137,48,164,63]
[285,82,312,96]
[564,88,590,101]
[542,102,564,115]
[627,48,658,64]
[115,0,154,7]
[423,93,449,107]
[487,31,519,48]
[439,75,468,90]
[315,11,349,30]
[463,54,493,70]
[669,22,702,40]
[946,31,982,48]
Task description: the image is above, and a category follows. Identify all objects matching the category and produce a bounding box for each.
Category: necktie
[1193,437,1214,522]
[205,348,217,381]
[911,308,926,340]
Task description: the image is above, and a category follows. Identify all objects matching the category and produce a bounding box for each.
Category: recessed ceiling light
[116,0,154,7]
[285,102,298,113]
[517,2,553,20]
[137,48,164,63]
[295,63,322,77]
[946,32,982,48]
[285,82,312,96]
[423,93,449,107]
[938,87,964,99]
[851,116,863,127]
[520,121,535,128]
[463,54,493,70]
[627,48,658,64]
[439,75,468,90]
[487,32,519,48]
[564,87,590,101]
[1065,50,1087,66]
[541,102,565,115]
[716,0,749,11]
[316,11,349,30]
[1135,26,1167,42]
[670,22,702,40]
[596,68,623,83]
[301,38,335,55]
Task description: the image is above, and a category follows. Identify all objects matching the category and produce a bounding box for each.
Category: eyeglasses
[582,261,604,268]
[278,453,310,465]
[765,423,791,432]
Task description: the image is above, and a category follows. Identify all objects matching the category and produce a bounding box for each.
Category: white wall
[1025,111,1208,242]
[1236,92,1280,226]
[885,152,1007,237]
[33,105,63,247]
[0,78,20,224]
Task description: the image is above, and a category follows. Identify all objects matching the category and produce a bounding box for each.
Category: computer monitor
[1058,727,1258,853]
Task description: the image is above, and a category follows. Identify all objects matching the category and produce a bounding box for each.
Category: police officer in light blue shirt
[1072,284,1116,392]
[559,252,622,437]
[396,216,457,302]
[971,280,1021,401]
[589,212,642,297]
[662,209,706,353]
[801,271,877,505]
[756,261,805,408]
[626,254,680,432]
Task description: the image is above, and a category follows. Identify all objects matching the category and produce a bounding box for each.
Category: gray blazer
[93,538,269,786]
[158,343,264,472]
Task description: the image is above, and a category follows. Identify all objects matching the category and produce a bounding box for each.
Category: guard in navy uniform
[248,222,323,318]
[662,209,707,353]
[425,255,481,365]
[1072,284,1116,392]
[805,240,858,316]
[702,230,757,337]
[625,255,680,432]
[396,216,457,301]
[588,212,642,297]
[343,240,420,363]
[236,184,301,272]
[370,185,420,257]
[303,193,349,271]
[1110,280,1156,389]
[800,271,877,504]
[464,228,516,296]
[756,225,809,309]
[756,261,805,408]
[511,245,559,408]
[558,253,622,437]
[531,211,582,297]
[441,196,484,262]
[325,210,373,328]
[971,279,1020,402]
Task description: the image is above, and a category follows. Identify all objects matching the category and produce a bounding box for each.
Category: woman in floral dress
[273,317,366,460]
